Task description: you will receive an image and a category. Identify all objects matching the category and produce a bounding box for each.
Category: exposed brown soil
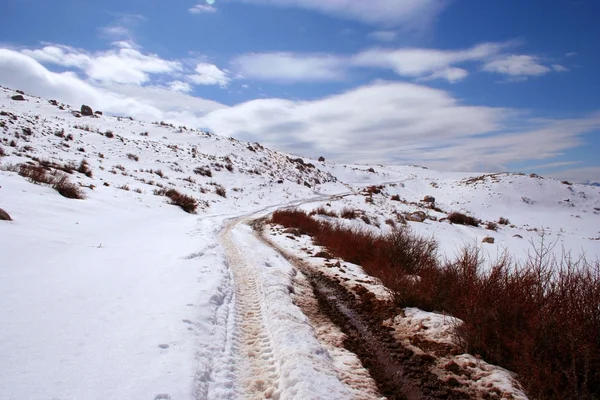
[254,219,469,400]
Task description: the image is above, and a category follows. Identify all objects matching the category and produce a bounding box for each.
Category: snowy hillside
[1,87,599,399]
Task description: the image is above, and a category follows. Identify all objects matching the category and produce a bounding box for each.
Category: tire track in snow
[219,218,281,400]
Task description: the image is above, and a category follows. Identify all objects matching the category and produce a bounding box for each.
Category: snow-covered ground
[1,87,599,399]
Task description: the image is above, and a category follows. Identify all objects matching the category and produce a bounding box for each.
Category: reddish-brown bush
[448,212,480,227]
[215,185,226,198]
[310,206,337,218]
[153,188,198,213]
[77,159,92,178]
[270,210,600,399]
[52,173,85,199]
[340,207,358,219]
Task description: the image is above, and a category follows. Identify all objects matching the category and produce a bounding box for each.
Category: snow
[1,86,598,399]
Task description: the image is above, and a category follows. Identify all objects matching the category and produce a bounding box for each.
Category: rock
[80,105,94,116]
[367,167,375,173]
[103,182,110,187]
[444,361,462,374]
[406,211,427,223]
[482,236,495,244]
[422,195,435,203]
[318,156,325,162]
[16,90,25,95]
[49,99,58,106]
[11,95,25,101]
[314,251,333,259]
[0,207,12,221]
[94,110,103,115]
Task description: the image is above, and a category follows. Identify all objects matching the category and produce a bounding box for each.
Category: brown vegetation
[271,209,600,400]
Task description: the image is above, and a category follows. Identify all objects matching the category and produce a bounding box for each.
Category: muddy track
[254,220,469,400]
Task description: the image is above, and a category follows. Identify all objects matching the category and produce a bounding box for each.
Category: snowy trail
[216,204,358,400]
[219,218,281,399]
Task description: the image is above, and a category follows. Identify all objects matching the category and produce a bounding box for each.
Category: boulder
[482,237,495,244]
[314,251,333,259]
[80,105,94,116]
[318,156,325,162]
[11,95,25,101]
[94,110,103,115]
[422,195,436,203]
[406,211,427,223]
[0,207,12,221]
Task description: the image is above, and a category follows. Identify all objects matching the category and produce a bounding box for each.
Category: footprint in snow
[158,344,170,349]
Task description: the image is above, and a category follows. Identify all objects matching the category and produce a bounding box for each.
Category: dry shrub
[18,164,55,185]
[448,212,480,227]
[271,210,600,399]
[52,173,85,199]
[154,188,197,213]
[215,185,227,198]
[498,217,510,225]
[310,206,337,218]
[194,166,212,177]
[77,159,92,178]
[0,145,5,157]
[390,194,401,201]
[127,153,139,162]
[340,207,358,219]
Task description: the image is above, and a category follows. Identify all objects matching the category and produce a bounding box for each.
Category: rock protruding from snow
[81,105,94,116]
[0,208,12,221]
[11,95,25,101]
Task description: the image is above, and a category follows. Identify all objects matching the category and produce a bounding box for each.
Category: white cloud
[352,42,508,81]
[196,81,600,176]
[22,45,181,85]
[188,63,230,87]
[419,67,469,83]
[233,42,567,84]
[232,52,346,83]
[483,55,551,77]
[233,0,448,29]
[169,80,193,92]
[368,31,397,42]
[189,4,217,14]
[552,64,569,72]
[0,48,224,127]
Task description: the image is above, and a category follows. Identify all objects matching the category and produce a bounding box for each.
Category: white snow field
[1,87,599,399]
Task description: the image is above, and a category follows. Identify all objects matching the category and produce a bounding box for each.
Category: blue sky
[1,0,599,182]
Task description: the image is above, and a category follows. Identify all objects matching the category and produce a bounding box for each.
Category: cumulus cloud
[0,48,224,126]
[196,81,600,177]
[232,42,566,84]
[352,42,509,82]
[169,80,193,92]
[231,0,448,29]
[23,45,181,85]
[232,52,346,83]
[189,4,217,14]
[483,55,553,77]
[188,63,231,87]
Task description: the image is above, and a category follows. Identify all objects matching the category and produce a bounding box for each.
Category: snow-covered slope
[1,87,599,399]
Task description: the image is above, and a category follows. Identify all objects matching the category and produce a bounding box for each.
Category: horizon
[1,0,599,182]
